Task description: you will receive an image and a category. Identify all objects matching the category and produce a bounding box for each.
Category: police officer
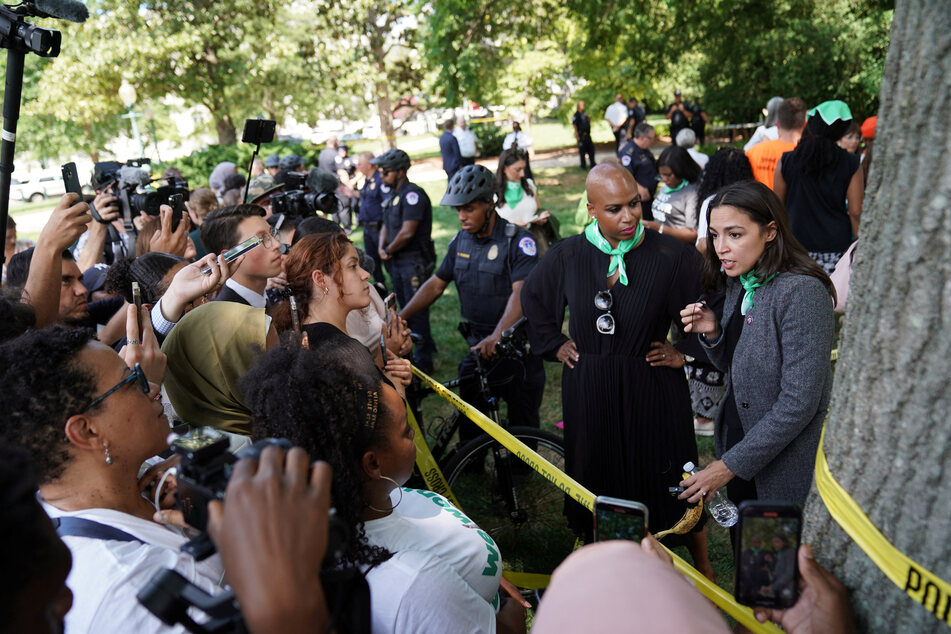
[373,148,436,372]
[355,151,387,287]
[617,122,659,220]
[274,154,303,187]
[400,165,545,439]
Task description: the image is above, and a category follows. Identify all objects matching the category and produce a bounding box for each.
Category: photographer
[9,193,90,327]
[74,186,135,271]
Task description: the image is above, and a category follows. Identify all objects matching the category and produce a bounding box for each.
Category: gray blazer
[702,272,834,504]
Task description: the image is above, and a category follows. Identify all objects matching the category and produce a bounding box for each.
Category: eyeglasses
[78,363,150,414]
[259,227,280,249]
[595,290,615,335]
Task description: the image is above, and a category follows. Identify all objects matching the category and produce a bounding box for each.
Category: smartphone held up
[734,501,802,609]
[593,496,648,543]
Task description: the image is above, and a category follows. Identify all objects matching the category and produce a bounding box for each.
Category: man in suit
[200,204,284,307]
[439,119,462,180]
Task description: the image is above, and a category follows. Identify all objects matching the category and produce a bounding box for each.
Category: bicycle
[404,319,577,585]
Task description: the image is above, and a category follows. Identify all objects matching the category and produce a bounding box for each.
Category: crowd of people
[0,91,873,632]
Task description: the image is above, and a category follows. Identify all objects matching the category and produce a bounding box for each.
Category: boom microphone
[32,0,88,23]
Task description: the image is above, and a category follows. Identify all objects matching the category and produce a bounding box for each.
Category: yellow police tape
[815,426,951,626]
[411,365,781,632]
[405,404,462,510]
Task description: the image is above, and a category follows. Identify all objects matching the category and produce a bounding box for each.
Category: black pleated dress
[521,231,703,540]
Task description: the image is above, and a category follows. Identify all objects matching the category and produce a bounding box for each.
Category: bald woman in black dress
[521,163,714,578]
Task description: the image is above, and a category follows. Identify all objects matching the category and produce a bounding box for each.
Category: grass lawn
[354,163,738,602]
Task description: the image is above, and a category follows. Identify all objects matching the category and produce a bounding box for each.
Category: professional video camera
[137,427,370,634]
[92,159,188,231]
[270,172,338,218]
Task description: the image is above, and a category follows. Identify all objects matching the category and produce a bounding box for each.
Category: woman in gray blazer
[676,180,835,509]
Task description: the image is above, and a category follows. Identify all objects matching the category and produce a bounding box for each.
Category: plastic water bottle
[683,461,739,528]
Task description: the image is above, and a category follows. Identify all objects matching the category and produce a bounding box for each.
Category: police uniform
[435,217,546,439]
[382,179,436,369]
[618,140,659,221]
[359,170,387,286]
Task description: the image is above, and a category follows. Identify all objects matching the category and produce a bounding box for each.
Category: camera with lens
[270,171,339,218]
[137,427,370,634]
[169,427,348,559]
[92,159,189,231]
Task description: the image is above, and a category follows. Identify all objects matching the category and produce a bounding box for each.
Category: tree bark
[214,113,237,146]
[375,77,396,151]
[802,2,951,632]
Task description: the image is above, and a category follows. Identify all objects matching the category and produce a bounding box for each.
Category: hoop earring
[365,474,403,513]
[104,444,113,465]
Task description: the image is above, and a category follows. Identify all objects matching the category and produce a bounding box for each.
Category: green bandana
[807,100,852,126]
[584,221,644,286]
[505,180,524,208]
[664,179,689,194]
[739,270,777,315]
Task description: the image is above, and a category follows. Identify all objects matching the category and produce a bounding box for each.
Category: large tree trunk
[802,2,951,632]
[375,77,395,151]
[214,113,237,146]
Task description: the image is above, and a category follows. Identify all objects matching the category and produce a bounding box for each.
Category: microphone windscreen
[118,166,152,187]
[33,0,89,23]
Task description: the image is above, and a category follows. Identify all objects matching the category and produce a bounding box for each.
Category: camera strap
[52,516,144,544]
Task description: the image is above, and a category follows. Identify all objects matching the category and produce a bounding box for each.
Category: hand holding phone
[383,292,397,327]
[735,501,801,609]
[593,496,648,542]
[200,235,262,275]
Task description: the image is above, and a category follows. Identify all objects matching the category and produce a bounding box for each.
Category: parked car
[10,170,68,203]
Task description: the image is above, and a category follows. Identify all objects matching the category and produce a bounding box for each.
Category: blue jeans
[386,254,435,369]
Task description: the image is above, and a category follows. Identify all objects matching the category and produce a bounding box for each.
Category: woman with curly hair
[643,146,702,244]
[0,327,226,633]
[241,342,528,634]
[272,232,411,390]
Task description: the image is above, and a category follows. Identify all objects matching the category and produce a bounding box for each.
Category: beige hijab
[162,302,268,435]
[532,541,730,633]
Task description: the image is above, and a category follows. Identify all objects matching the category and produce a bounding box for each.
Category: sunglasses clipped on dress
[595,290,615,335]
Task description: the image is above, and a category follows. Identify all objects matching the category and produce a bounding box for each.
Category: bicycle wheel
[443,427,575,579]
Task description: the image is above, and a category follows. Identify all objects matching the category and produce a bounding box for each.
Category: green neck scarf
[739,270,777,315]
[505,180,524,208]
[584,221,644,285]
[664,179,689,194]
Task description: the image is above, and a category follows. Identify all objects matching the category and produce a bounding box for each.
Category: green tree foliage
[420,0,564,106]
[559,0,891,123]
[313,0,426,149]
[688,0,894,121]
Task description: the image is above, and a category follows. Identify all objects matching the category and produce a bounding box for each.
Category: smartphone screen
[131,281,143,332]
[735,502,802,609]
[593,496,648,542]
[200,235,262,275]
[383,292,397,327]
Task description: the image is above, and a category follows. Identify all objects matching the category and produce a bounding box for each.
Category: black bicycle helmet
[440,164,496,206]
[370,148,411,171]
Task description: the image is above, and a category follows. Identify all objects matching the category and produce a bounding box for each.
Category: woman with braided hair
[773,100,863,274]
[241,342,529,634]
